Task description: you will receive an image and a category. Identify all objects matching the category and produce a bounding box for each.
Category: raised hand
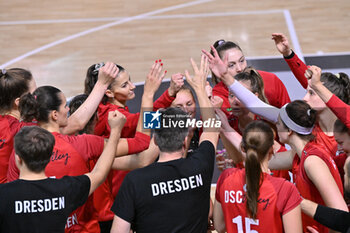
[215,108,231,132]
[305,65,322,88]
[184,54,209,91]
[211,96,223,109]
[168,73,184,97]
[98,62,119,86]
[144,59,167,95]
[202,45,228,79]
[108,110,126,130]
[271,33,292,57]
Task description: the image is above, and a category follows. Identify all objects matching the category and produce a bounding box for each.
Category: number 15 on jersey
[232,215,259,233]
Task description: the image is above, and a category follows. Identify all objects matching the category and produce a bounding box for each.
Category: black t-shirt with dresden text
[0,175,90,233]
[112,140,215,233]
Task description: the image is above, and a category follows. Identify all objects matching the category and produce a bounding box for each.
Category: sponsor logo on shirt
[224,190,271,210]
[51,150,70,165]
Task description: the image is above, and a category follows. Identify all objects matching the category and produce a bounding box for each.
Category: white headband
[279,104,314,135]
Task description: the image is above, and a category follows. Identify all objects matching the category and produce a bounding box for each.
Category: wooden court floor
[1,0,350,97]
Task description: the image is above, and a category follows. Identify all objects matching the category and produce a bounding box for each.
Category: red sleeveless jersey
[312,123,338,157]
[292,141,343,233]
[216,168,301,233]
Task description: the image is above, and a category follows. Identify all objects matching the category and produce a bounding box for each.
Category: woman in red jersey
[214,120,302,233]
[0,65,114,184]
[215,67,290,180]
[305,65,350,137]
[273,33,350,159]
[207,39,291,117]
[204,53,348,232]
[271,100,347,233]
[305,65,350,182]
[84,61,181,232]
[0,68,36,184]
[204,45,350,175]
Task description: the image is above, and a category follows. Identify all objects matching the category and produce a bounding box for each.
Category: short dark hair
[154,107,189,152]
[321,72,350,104]
[14,126,55,173]
[334,119,349,134]
[69,94,97,135]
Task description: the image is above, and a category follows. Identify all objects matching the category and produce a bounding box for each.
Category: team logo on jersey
[143,110,161,129]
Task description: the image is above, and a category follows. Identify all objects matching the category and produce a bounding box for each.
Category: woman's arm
[268,150,295,170]
[302,199,350,233]
[213,200,226,233]
[153,72,183,110]
[272,33,308,89]
[216,109,244,165]
[306,65,350,129]
[304,156,348,212]
[228,81,279,123]
[86,110,125,195]
[111,138,159,171]
[185,55,219,147]
[61,62,118,135]
[282,205,303,233]
[203,46,280,123]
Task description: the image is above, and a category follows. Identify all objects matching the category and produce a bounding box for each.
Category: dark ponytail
[321,72,350,104]
[20,86,62,123]
[242,121,274,219]
[19,93,40,122]
[245,148,261,220]
[84,62,125,104]
[210,40,242,85]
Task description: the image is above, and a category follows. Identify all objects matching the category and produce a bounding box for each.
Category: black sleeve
[283,49,295,59]
[111,174,136,223]
[314,204,350,232]
[64,175,91,210]
[191,140,215,170]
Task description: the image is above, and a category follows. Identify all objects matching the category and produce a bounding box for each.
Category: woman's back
[216,168,301,233]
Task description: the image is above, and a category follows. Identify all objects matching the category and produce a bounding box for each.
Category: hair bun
[213,39,225,48]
